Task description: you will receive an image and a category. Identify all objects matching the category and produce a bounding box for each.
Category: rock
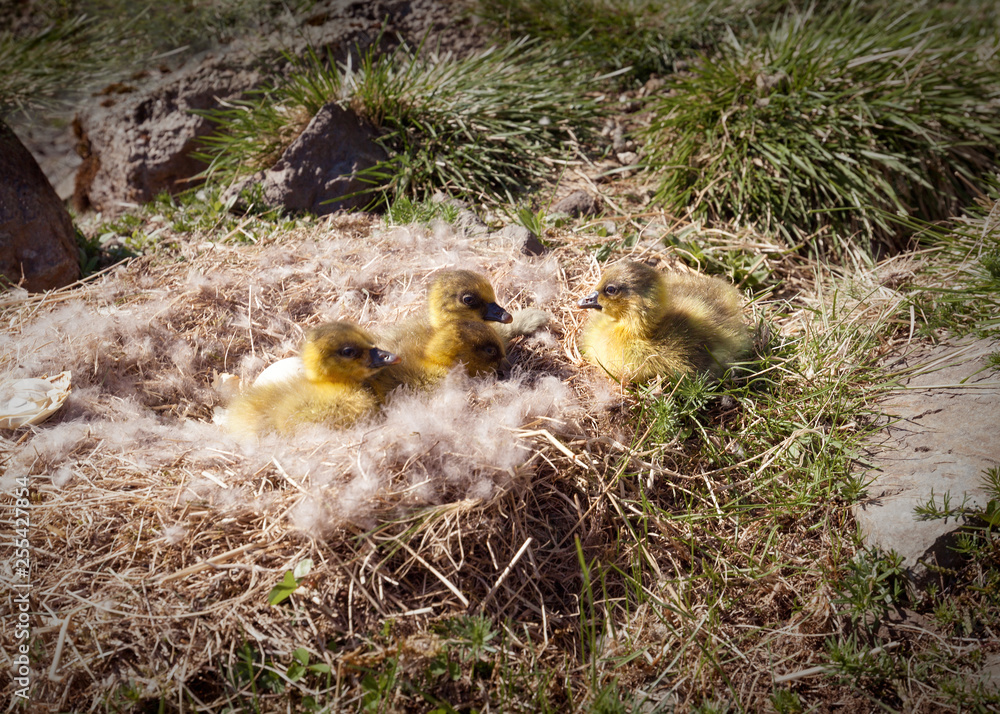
[231,102,387,215]
[855,338,1000,588]
[980,654,1000,694]
[497,224,546,256]
[73,55,262,213]
[0,120,81,292]
[8,118,81,202]
[551,190,603,218]
[616,151,639,167]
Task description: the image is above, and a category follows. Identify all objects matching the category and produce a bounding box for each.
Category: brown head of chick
[226,321,399,436]
[368,319,506,397]
[421,319,507,380]
[577,261,749,382]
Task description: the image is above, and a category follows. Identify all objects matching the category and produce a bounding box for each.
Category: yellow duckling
[422,267,549,342]
[226,321,399,436]
[428,269,551,343]
[381,269,547,355]
[368,320,506,398]
[419,319,507,381]
[577,261,749,382]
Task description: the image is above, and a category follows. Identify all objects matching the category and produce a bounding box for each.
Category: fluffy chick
[427,269,513,327]
[382,269,547,351]
[428,269,549,342]
[578,261,749,382]
[368,320,506,398]
[226,321,399,436]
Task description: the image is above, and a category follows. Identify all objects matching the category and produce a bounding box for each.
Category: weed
[900,194,1000,339]
[824,634,903,696]
[76,215,156,275]
[661,222,792,290]
[227,641,286,710]
[589,681,629,714]
[286,647,332,684]
[441,615,498,670]
[589,224,640,261]
[770,688,802,714]
[361,657,399,713]
[638,372,718,444]
[0,13,133,116]
[101,678,145,711]
[147,186,303,241]
[832,547,908,630]
[513,205,549,236]
[386,196,460,226]
[267,559,314,606]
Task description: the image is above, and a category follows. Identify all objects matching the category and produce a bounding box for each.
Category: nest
[0,210,858,711]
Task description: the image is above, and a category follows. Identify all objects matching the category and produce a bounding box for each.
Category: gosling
[577,261,749,382]
[226,321,399,436]
[382,269,547,355]
[426,269,513,328]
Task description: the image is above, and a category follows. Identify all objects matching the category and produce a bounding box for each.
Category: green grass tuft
[198,38,602,210]
[473,0,787,84]
[385,196,460,226]
[0,14,130,116]
[639,6,1000,251]
[899,193,1000,339]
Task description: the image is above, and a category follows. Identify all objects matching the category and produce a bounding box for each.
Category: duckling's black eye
[604,285,620,296]
[339,346,359,358]
[483,345,498,357]
[461,293,480,307]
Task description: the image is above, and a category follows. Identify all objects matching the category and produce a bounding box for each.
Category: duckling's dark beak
[485,302,513,324]
[368,348,401,368]
[578,292,602,310]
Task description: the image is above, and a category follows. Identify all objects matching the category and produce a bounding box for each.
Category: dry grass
[0,204,937,711]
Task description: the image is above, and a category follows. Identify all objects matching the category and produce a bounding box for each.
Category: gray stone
[855,338,1000,587]
[73,54,262,213]
[236,102,387,215]
[497,223,546,256]
[551,189,602,218]
[616,151,639,167]
[0,120,80,292]
[980,654,1000,694]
